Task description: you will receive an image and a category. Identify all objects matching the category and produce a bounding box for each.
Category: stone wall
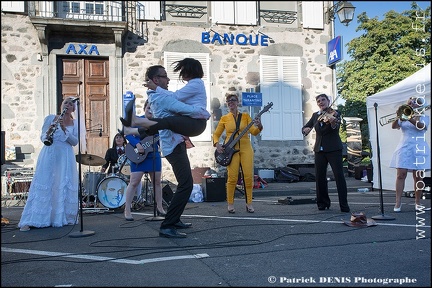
[1,13,333,183]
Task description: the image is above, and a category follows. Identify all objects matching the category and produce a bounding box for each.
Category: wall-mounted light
[326,1,356,26]
[37,53,43,61]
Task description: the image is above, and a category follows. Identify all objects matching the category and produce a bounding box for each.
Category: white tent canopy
[366,63,431,191]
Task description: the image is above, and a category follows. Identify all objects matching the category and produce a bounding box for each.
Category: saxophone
[44,108,68,146]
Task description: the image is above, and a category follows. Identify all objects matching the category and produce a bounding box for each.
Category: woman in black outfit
[302,94,350,213]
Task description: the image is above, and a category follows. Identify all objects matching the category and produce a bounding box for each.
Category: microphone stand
[70,98,96,237]
[371,102,395,220]
[147,134,164,221]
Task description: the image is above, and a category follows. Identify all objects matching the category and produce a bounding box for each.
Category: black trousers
[147,117,206,137]
[160,142,193,229]
[314,150,349,210]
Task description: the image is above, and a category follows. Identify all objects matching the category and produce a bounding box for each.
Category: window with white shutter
[302,1,324,29]
[138,1,161,20]
[260,56,303,140]
[164,52,211,142]
[1,1,25,13]
[211,1,256,25]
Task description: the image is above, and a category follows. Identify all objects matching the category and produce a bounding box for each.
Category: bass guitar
[125,135,160,164]
[215,102,273,166]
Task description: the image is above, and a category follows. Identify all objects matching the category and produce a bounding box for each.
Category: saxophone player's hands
[59,118,66,133]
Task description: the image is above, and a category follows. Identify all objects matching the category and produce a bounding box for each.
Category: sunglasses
[227,98,238,103]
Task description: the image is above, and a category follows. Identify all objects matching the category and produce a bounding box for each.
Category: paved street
[1,178,430,287]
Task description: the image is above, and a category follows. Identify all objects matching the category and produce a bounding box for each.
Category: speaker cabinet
[202,177,226,202]
[162,184,173,205]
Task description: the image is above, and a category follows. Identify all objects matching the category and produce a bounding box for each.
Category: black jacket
[102,147,124,173]
[303,110,343,153]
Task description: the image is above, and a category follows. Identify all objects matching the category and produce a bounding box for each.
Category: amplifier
[202,177,226,202]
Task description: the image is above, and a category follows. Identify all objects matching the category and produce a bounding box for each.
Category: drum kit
[75,153,131,210]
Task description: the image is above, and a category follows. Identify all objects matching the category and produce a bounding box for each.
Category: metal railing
[27,1,147,38]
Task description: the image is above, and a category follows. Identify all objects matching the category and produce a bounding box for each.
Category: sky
[334,1,430,61]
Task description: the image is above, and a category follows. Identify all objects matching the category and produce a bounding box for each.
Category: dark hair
[111,133,126,148]
[225,94,239,102]
[145,65,165,82]
[172,58,204,80]
[315,94,330,101]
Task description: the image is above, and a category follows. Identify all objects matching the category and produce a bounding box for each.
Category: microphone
[71,97,80,103]
[99,128,102,137]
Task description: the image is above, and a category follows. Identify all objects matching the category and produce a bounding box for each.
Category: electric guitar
[215,102,273,166]
[125,135,160,164]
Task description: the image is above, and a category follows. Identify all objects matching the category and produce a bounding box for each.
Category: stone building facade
[1,1,336,183]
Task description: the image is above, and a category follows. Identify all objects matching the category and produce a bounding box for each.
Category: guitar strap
[234,113,242,147]
[234,113,242,132]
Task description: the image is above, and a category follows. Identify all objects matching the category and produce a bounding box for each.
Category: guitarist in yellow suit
[123,100,166,221]
[213,94,263,214]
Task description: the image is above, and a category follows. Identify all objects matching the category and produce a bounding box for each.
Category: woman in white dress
[389,96,430,212]
[18,97,80,231]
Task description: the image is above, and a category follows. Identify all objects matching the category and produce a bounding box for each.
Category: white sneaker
[20,225,30,232]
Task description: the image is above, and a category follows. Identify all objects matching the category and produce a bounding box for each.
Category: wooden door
[59,58,110,158]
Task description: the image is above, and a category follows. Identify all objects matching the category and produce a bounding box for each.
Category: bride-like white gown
[18,114,79,229]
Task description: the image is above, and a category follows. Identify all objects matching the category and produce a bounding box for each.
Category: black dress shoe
[318,205,330,210]
[120,98,135,126]
[174,221,192,229]
[119,117,130,127]
[340,207,351,213]
[159,228,187,238]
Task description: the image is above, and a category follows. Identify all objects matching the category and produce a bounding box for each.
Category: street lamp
[326,1,356,26]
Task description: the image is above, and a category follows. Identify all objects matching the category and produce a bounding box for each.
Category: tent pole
[371,102,395,220]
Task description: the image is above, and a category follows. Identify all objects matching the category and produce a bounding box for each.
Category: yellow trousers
[226,144,254,205]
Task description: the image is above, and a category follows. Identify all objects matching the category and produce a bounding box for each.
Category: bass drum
[96,176,128,209]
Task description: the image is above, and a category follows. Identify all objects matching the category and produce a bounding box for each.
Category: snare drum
[83,172,104,195]
[96,175,127,209]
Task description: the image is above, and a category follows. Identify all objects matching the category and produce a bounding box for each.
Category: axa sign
[65,44,100,55]
[327,36,342,66]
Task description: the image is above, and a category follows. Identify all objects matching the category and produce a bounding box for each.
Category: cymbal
[76,154,106,166]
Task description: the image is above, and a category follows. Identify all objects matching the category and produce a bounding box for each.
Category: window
[260,56,303,140]
[211,1,256,25]
[302,1,324,29]
[52,1,122,21]
[138,1,161,20]
[164,52,211,142]
[1,1,25,13]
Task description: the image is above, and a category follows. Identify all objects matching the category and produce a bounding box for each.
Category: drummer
[100,133,127,175]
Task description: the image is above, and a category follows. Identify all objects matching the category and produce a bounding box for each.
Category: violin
[317,107,339,123]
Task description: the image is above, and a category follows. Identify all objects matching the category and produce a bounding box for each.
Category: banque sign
[202,32,269,46]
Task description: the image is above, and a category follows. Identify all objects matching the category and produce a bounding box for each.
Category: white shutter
[1,1,25,13]
[260,56,302,140]
[138,1,161,20]
[211,1,234,25]
[235,1,257,25]
[39,1,54,17]
[302,1,324,29]
[164,52,211,142]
